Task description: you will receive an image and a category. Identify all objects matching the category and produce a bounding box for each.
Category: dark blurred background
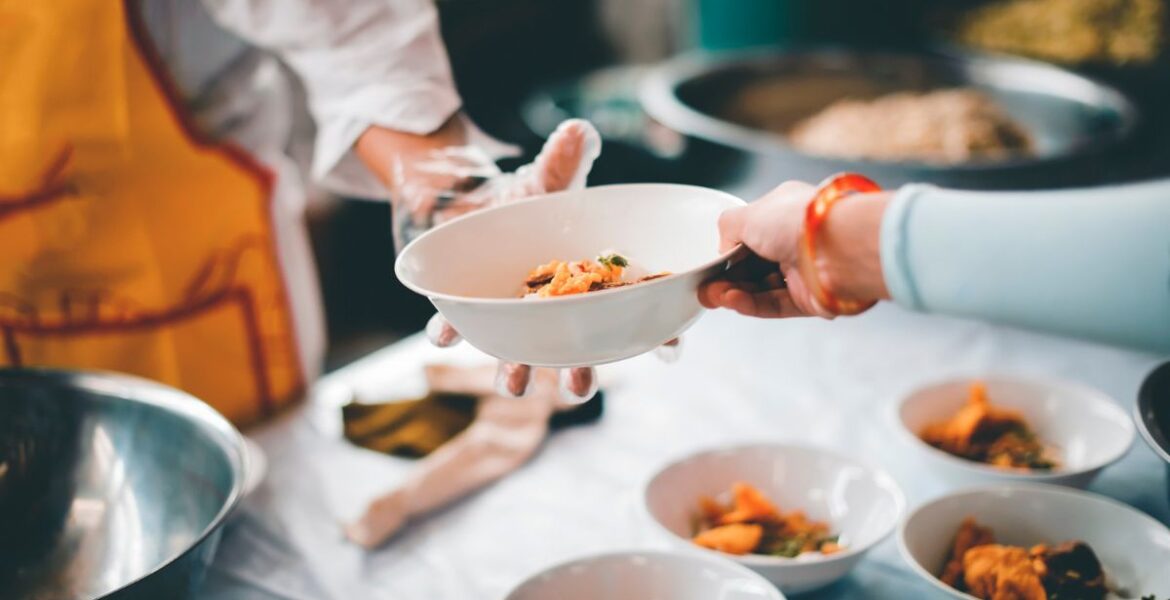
[310,0,1170,369]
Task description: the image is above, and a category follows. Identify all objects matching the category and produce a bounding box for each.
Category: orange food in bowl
[522,253,669,298]
[692,523,764,556]
[920,382,1057,471]
[523,258,622,297]
[939,517,1109,600]
[691,482,842,558]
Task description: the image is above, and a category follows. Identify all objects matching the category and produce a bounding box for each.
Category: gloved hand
[376,118,680,401]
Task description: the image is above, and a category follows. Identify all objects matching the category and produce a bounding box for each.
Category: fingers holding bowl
[495,362,534,398]
[700,255,805,318]
[654,338,682,364]
[534,119,602,193]
[558,367,599,404]
[425,313,463,347]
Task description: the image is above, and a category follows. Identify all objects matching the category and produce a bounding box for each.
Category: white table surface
[199,304,1169,600]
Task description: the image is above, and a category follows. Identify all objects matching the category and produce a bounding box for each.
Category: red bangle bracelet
[797,173,881,316]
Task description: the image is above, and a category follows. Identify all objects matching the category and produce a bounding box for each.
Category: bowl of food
[504,550,785,600]
[642,444,905,594]
[899,484,1170,599]
[0,368,246,600]
[895,376,1134,489]
[394,183,744,367]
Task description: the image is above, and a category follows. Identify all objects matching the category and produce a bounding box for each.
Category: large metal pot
[0,369,246,599]
[641,48,1139,195]
[1137,362,1170,505]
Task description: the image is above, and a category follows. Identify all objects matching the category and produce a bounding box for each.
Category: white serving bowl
[504,550,785,600]
[394,184,744,367]
[895,376,1135,489]
[642,444,905,594]
[899,484,1170,599]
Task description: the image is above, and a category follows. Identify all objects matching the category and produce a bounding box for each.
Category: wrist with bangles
[796,172,885,316]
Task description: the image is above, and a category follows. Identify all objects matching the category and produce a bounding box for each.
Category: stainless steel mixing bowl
[0,369,246,600]
[641,48,1138,192]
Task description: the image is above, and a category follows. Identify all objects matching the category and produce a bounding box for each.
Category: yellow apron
[0,0,305,424]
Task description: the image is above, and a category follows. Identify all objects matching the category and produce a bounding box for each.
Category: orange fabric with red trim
[0,0,305,424]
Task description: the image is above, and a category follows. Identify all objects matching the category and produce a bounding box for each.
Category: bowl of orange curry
[642,444,904,594]
[896,376,1134,489]
[899,484,1170,600]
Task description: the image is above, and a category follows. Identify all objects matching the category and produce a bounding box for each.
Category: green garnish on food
[768,535,810,558]
[597,253,629,269]
[762,533,839,558]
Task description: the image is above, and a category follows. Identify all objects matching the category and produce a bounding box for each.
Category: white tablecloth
[199,305,1168,600]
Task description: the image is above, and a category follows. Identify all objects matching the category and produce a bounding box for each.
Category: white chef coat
[139,0,464,385]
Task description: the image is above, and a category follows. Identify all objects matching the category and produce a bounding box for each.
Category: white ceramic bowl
[504,550,785,600]
[895,376,1135,489]
[899,484,1170,599]
[394,184,744,367]
[642,444,905,594]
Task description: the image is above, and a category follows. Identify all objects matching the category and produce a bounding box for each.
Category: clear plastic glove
[389,119,679,401]
[390,119,595,250]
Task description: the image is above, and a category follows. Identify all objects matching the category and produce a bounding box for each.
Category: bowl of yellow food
[394,184,744,367]
[895,376,1134,489]
[642,444,905,594]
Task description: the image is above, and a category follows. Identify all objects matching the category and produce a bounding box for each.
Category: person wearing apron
[0,0,603,425]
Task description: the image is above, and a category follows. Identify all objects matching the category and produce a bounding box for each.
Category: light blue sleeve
[880,180,1170,353]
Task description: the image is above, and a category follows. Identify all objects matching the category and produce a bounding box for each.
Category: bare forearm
[819,192,893,304]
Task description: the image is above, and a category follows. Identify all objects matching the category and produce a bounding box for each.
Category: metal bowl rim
[1136,361,1170,465]
[639,46,1140,172]
[0,367,247,600]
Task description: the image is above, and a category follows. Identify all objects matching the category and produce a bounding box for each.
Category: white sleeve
[201,0,463,199]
